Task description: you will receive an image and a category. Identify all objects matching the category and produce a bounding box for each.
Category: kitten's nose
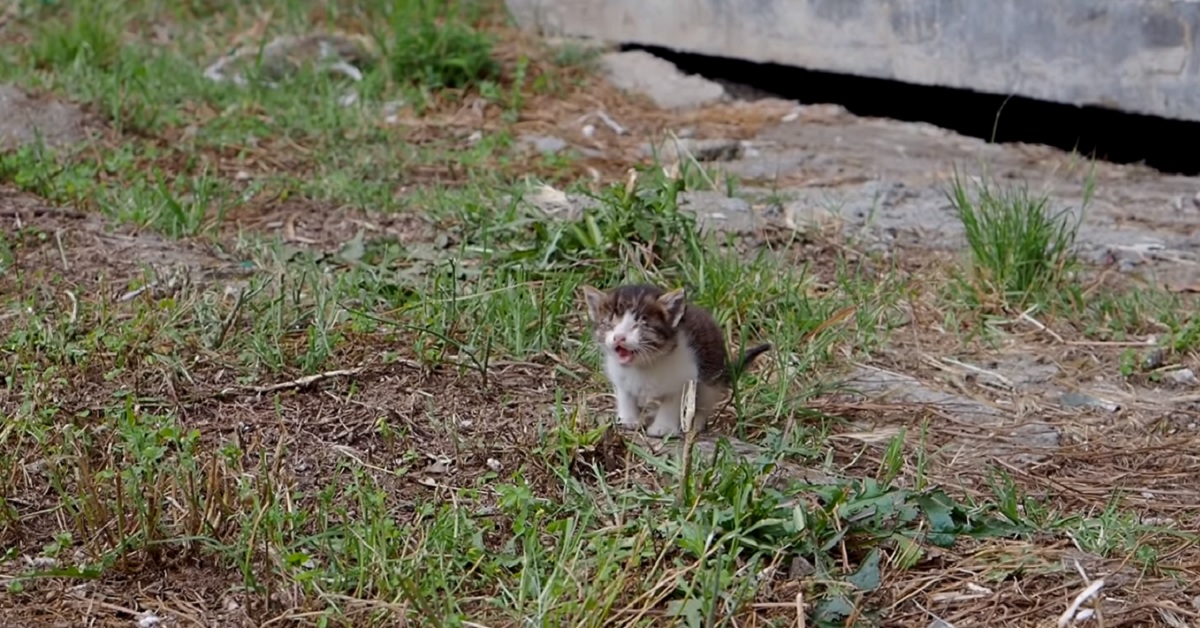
[612,333,627,345]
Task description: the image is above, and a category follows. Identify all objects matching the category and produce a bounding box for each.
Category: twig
[54,229,69,271]
[594,110,626,135]
[210,285,248,350]
[1057,578,1105,628]
[677,379,698,505]
[937,356,1015,390]
[64,290,78,326]
[0,207,87,220]
[217,367,365,397]
[796,591,806,628]
[330,444,394,475]
[1018,306,1065,343]
[117,283,156,302]
[1066,339,1156,347]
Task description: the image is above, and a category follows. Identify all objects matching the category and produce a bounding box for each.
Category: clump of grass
[27,1,123,71]
[548,39,604,69]
[948,169,1089,310]
[383,0,500,90]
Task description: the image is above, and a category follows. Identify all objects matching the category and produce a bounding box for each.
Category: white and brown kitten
[580,283,771,438]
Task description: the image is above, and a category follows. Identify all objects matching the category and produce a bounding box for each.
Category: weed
[549,40,604,69]
[381,0,500,91]
[948,169,1089,311]
[28,1,123,71]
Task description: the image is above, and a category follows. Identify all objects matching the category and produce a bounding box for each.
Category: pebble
[1164,368,1198,386]
[519,134,569,155]
[1060,392,1120,412]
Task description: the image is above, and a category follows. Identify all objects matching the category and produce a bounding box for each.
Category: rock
[600,50,726,110]
[788,555,815,579]
[842,365,1060,463]
[645,137,743,163]
[679,192,756,235]
[1164,368,1198,386]
[519,134,569,155]
[1143,348,1166,370]
[782,200,841,233]
[1060,392,1120,413]
[0,84,89,150]
[518,183,602,221]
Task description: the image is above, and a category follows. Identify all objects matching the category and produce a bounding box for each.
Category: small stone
[927,620,955,628]
[520,134,569,155]
[679,192,755,235]
[24,556,56,568]
[1164,368,1198,386]
[783,201,839,232]
[382,99,404,125]
[486,458,503,472]
[788,555,815,579]
[1059,392,1120,412]
[1142,348,1166,370]
[425,453,453,474]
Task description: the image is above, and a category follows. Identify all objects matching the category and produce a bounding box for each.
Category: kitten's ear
[658,288,686,327]
[579,285,607,322]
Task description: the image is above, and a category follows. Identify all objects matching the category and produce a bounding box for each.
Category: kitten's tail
[728,343,773,381]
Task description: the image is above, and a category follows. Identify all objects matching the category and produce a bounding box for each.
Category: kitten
[580,283,772,438]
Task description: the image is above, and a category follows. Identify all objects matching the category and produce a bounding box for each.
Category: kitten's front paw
[617,415,643,431]
[645,420,680,439]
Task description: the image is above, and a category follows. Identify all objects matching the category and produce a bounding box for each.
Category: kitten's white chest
[604,340,698,403]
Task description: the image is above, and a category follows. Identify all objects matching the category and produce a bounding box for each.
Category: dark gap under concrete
[625,44,1200,177]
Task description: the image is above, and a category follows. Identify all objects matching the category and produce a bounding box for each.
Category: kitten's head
[579,284,686,366]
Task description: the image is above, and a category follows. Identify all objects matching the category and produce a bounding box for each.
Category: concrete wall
[507,0,1200,123]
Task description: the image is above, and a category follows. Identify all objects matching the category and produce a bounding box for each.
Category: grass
[2,1,1200,626]
[947,169,1090,312]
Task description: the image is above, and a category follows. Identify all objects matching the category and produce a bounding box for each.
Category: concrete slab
[507,0,1200,123]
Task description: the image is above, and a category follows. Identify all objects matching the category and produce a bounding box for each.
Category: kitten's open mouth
[615,346,635,364]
